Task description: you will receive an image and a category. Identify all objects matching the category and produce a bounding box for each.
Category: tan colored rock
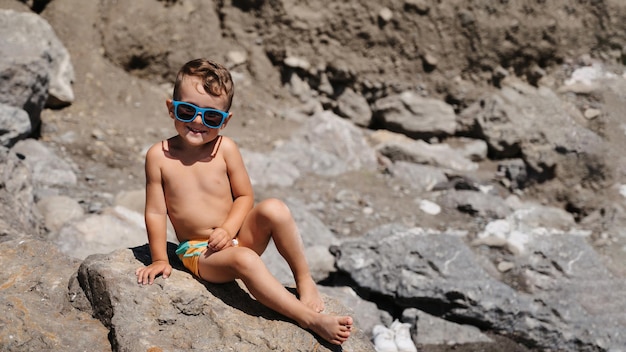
[76,246,376,352]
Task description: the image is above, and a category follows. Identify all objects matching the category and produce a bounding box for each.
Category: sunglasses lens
[203,111,225,127]
[175,103,197,121]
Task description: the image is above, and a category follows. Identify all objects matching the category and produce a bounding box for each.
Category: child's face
[167,75,231,146]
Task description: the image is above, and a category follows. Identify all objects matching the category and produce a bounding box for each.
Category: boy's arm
[135,144,172,284]
[208,137,254,250]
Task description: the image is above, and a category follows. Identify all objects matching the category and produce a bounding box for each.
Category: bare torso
[159,136,234,242]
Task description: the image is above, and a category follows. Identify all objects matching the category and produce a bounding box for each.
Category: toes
[340,316,353,326]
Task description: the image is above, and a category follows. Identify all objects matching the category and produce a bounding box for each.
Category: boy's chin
[184,132,219,144]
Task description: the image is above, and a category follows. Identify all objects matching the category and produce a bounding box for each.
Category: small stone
[497,261,515,272]
[91,128,105,141]
[379,7,393,23]
[404,0,430,14]
[584,108,601,120]
[226,50,247,67]
[422,53,438,68]
[418,199,441,215]
[284,56,311,70]
[88,202,103,213]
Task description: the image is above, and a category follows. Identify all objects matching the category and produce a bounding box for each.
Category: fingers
[135,268,153,285]
[144,270,157,285]
[208,228,231,251]
[163,265,172,279]
[148,271,156,285]
[135,263,171,285]
[135,268,147,285]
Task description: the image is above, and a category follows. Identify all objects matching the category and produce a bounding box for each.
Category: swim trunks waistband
[175,240,209,258]
[176,239,239,277]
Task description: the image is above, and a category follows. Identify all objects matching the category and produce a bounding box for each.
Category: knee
[256,198,292,223]
[229,247,263,275]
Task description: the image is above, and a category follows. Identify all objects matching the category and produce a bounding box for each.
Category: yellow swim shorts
[175,239,239,277]
[175,240,210,277]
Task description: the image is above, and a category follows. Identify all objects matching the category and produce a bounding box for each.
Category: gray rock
[373,91,457,138]
[439,189,512,219]
[76,246,375,352]
[334,224,626,351]
[275,110,378,176]
[11,139,77,190]
[459,79,608,185]
[0,146,43,235]
[336,87,372,127]
[505,199,577,229]
[0,104,31,148]
[242,104,378,189]
[0,237,110,352]
[370,130,478,172]
[114,189,179,243]
[496,158,528,190]
[447,137,489,162]
[287,72,317,102]
[36,195,84,233]
[50,207,149,260]
[242,149,301,188]
[387,161,449,192]
[0,9,74,116]
[402,308,493,345]
[114,189,146,215]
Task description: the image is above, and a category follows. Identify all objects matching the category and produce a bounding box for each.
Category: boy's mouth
[187,126,206,134]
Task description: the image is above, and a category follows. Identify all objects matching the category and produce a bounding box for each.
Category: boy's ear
[221,112,233,129]
[165,99,175,119]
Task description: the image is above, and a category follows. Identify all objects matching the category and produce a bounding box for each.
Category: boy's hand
[135,260,172,285]
[208,227,233,251]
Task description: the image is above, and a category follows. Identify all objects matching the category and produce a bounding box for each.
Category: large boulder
[458,79,611,217]
[75,245,375,352]
[0,10,74,125]
[459,79,608,182]
[0,237,110,351]
[334,224,626,351]
[372,91,457,139]
[274,110,378,177]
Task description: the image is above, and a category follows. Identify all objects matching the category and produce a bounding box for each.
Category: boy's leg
[197,247,352,345]
[236,198,324,312]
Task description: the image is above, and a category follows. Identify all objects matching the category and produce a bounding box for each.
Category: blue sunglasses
[172,100,229,129]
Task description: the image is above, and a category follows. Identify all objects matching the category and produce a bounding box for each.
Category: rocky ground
[34,0,491,239]
[16,0,625,246]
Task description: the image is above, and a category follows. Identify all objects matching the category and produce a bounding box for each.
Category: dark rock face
[335,224,626,351]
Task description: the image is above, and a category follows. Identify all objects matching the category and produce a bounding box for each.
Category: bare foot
[297,276,325,312]
[306,314,353,345]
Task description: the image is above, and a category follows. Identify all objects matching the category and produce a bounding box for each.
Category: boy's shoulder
[145,137,174,159]
[219,134,236,145]
[217,135,240,152]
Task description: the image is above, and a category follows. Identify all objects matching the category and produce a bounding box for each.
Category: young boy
[135,58,353,345]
